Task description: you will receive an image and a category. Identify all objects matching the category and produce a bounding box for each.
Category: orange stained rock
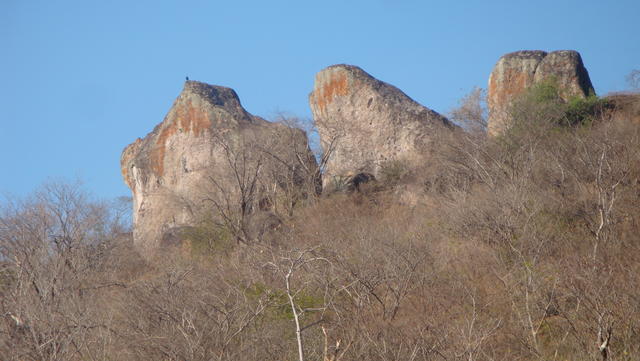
[489,68,533,108]
[315,71,349,112]
[150,100,212,178]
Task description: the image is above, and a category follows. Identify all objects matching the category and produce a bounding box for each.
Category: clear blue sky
[1,0,638,199]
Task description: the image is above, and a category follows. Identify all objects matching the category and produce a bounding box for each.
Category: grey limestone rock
[487,50,594,135]
[121,81,318,253]
[309,64,453,189]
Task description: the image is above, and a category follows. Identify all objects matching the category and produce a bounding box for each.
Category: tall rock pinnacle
[121,81,318,252]
[309,64,453,189]
[487,50,595,135]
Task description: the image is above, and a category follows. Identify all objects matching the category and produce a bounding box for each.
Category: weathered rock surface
[488,50,595,135]
[121,81,318,252]
[309,64,453,189]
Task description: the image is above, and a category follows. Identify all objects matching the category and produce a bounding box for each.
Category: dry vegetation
[1,83,639,361]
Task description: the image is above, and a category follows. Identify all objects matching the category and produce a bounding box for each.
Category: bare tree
[201,118,322,245]
[626,69,640,90]
[120,258,271,361]
[259,115,323,216]
[0,181,125,361]
[203,132,265,244]
[449,87,488,133]
[448,284,502,361]
[263,247,334,361]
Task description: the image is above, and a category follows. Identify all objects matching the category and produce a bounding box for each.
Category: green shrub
[509,78,609,130]
[245,282,324,321]
[184,221,234,256]
[530,78,562,104]
[563,94,611,126]
[329,175,351,193]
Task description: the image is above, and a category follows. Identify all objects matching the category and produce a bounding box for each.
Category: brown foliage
[2,94,640,360]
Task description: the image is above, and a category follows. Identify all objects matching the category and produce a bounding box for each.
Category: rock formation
[309,64,453,189]
[488,50,595,135]
[121,81,318,252]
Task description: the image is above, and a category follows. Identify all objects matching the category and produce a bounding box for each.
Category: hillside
[1,51,639,361]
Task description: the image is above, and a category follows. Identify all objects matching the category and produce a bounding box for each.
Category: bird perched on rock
[186,76,189,81]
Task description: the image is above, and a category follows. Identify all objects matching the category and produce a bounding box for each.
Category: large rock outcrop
[488,50,595,135]
[121,81,318,252]
[309,64,453,189]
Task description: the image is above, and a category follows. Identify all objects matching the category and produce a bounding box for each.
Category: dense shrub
[509,78,612,129]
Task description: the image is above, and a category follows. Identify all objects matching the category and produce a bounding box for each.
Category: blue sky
[1,0,638,199]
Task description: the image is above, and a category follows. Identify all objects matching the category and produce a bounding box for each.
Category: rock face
[309,64,452,189]
[488,50,595,135]
[121,81,318,252]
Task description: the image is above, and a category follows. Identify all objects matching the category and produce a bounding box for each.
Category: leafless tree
[119,257,271,361]
[263,246,334,361]
[203,132,265,244]
[626,69,640,90]
[0,181,126,361]
[449,87,488,133]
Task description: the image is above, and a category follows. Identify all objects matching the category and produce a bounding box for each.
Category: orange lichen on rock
[489,68,533,107]
[314,71,349,112]
[488,67,536,135]
[487,50,594,136]
[150,100,211,178]
[177,100,212,137]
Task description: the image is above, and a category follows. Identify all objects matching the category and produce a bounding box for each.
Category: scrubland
[2,84,639,361]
